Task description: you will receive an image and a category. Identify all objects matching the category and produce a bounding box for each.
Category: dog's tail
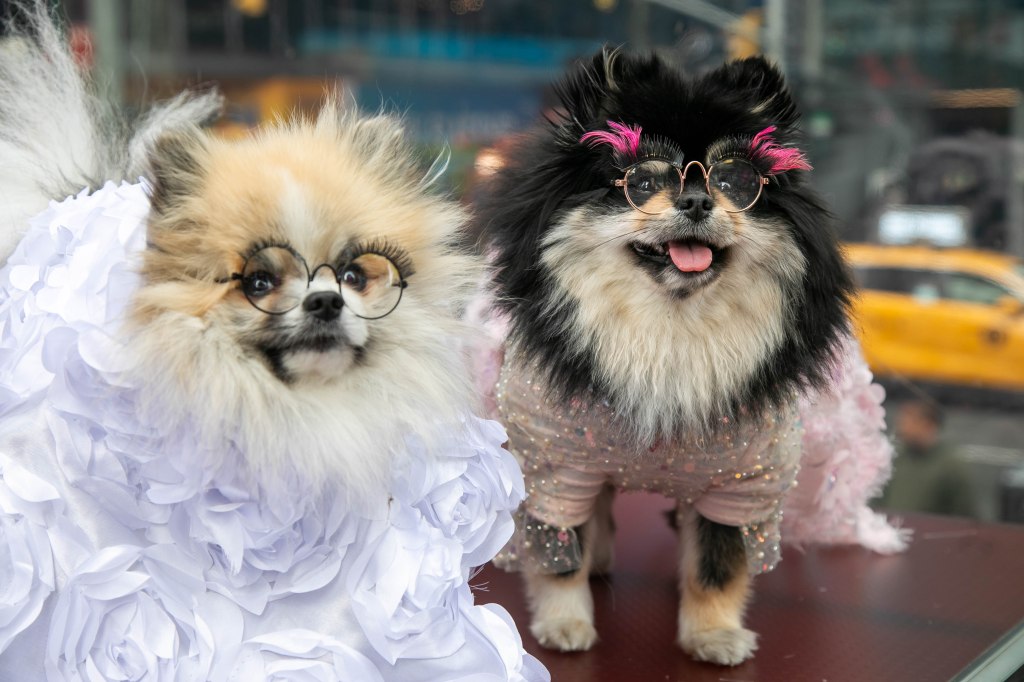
[0,1,222,262]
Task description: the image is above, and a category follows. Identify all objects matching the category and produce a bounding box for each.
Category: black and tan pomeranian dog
[476,48,855,665]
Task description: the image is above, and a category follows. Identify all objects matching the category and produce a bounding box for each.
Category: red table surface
[476,493,1024,682]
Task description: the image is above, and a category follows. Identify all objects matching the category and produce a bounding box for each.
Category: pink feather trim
[750,125,812,175]
[783,336,910,554]
[580,121,642,157]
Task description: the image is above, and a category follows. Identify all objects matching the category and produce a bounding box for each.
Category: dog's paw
[678,627,758,666]
[531,618,598,651]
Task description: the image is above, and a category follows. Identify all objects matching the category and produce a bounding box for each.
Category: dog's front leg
[676,505,757,665]
[523,514,600,651]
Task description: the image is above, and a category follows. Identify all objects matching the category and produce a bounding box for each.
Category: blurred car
[845,243,1024,391]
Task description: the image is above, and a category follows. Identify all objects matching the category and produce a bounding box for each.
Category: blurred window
[855,266,942,299]
[857,265,1015,306]
[942,273,1009,305]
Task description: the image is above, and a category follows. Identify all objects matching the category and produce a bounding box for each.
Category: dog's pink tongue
[667,241,712,272]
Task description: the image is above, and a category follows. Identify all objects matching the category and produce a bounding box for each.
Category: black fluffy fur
[476,48,853,426]
[696,516,746,590]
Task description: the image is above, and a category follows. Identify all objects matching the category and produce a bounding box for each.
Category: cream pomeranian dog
[472,48,900,667]
[0,4,545,679]
[0,7,475,493]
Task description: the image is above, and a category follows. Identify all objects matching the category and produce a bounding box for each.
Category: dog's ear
[702,56,799,130]
[147,130,208,216]
[585,46,638,97]
[554,46,664,128]
[347,115,418,177]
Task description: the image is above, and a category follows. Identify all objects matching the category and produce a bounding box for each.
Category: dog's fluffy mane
[477,48,853,440]
[1,2,481,501]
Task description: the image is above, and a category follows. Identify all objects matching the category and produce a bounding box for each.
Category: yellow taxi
[844,243,1024,391]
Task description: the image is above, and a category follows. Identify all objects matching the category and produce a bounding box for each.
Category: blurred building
[9,0,1024,253]
[802,0,1024,255]
[116,0,748,144]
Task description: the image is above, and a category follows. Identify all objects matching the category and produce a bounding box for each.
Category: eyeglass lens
[624,158,763,213]
[239,246,404,319]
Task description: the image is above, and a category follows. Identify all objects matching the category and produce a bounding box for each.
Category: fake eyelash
[706,136,761,169]
[245,239,297,260]
[580,122,685,168]
[580,121,641,157]
[708,127,812,176]
[749,126,812,174]
[632,135,685,167]
[346,238,415,278]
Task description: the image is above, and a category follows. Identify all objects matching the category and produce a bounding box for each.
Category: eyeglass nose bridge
[680,160,711,193]
[309,262,341,285]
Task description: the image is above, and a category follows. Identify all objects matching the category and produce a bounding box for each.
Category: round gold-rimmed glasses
[613,159,769,215]
[219,245,408,320]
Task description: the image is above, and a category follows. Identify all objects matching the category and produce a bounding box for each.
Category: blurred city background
[8,0,1024,523]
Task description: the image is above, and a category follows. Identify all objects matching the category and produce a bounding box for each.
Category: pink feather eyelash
[750,126,812,174]
[580,121,642,157]
[580,122,809,176]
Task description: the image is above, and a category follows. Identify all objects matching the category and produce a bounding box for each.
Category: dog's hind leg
[675,505,758,665]
[589,484,616,576]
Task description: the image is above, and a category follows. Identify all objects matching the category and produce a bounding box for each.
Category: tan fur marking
[676,506,757,665]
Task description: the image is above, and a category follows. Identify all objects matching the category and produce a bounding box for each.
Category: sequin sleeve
[693,407,803,574]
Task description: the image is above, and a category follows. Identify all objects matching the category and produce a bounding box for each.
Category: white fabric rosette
[0,513,53,652]
[410,419,523,568]
[0,455,68,653]
[231,630,384,682]
[45,544,238,681]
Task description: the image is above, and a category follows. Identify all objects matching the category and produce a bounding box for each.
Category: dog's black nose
[677,191,714,221]
[302,291,344,321]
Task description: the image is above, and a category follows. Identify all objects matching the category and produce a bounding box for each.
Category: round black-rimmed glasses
[613,158,769,215]
[221,246,408,320]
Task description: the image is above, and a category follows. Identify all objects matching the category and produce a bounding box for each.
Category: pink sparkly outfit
[469,304,909,576]
[496,362,802,574]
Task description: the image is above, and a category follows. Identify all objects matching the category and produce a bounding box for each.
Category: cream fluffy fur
[128,103,482,500]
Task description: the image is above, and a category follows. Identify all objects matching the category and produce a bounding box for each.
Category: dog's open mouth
[260,327,350,358]
[258,328,361,383]
[629,239,727,277]
[286,331,349,354]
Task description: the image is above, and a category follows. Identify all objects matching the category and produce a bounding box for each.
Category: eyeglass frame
[613,158,770,215]
[216,244,409,320]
